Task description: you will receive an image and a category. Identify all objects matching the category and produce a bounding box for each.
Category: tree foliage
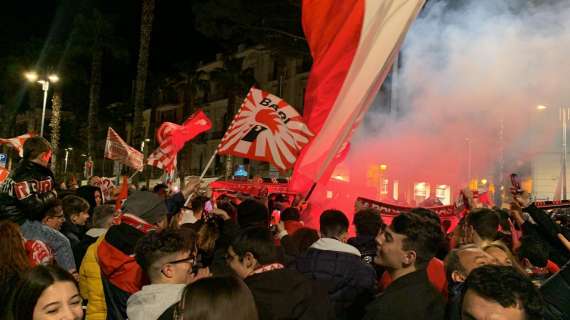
[193,0,308,57]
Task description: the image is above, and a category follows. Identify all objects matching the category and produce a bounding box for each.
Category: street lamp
[64,147,73,174]
[24,71,59,137]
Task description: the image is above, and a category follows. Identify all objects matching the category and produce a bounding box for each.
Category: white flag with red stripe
[147,110,212,173]
[0,133,33,157]
[104,128,144,171]
[290,0,425,192]
[217,87,314,171]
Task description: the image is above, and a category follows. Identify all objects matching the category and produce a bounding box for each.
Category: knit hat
[122,191,168,224]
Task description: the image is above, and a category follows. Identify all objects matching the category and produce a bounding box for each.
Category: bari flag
[290,0,425,192]
[147,110,212,173]
[104,128,144,171]
[0,133,33,157]
[217,87,314,171]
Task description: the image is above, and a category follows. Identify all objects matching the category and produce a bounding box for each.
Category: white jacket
[127,284,185,320]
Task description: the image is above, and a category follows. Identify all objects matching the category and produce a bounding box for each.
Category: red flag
[217,87,314,171]
[104,128,144,171]
[0,133,33,157]
[115,175,129,212]
[147,110,212,173]
[290,0,425,192]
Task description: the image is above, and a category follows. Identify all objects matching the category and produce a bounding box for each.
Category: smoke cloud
[306,0,570,223]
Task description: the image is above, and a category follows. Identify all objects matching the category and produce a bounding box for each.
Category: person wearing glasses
[127,229,211,320]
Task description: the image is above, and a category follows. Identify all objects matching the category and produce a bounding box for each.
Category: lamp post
[535,105,568,200]
[24,72,59,137]
[64,147,73,174]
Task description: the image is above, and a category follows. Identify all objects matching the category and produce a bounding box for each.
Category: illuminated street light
[537,105,547,110]
[24,71,60,137]
[24,71,38,82]
[48,74,59,83]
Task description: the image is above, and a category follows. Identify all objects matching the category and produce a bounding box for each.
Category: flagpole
[184,150,218,207]
[304,182,318,202]
[129,170,139,180]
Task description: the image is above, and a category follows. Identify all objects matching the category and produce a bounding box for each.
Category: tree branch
[238,24,306,42]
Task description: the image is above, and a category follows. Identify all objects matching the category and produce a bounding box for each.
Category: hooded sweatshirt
[127,284,186,320]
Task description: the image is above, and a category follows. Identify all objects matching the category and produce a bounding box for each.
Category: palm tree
[49,91,62,174]
[133,0,156,144]
[210,56,257,178]
[71,9,124,164]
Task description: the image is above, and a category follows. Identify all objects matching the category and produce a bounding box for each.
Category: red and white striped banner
[0,133,33,157]
[104,128,144,171]
[147,123,179,173]
[147,110,212,173]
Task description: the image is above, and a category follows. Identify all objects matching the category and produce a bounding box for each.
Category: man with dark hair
[379,208,449,298]
[363,213,446,320]
[466,208,500,245]
[0,136,57,223]
[227,227,334,320]
[518,236,555,286]
[237,198,270,229]
[461,265,544,320]
[294,210,377,320]
[74,204,115,268]
[97,191,170,319]
[61,195,91,248]
[42,200,65,231]
[128,229,206,320]
[0,137,77,273]
[444,245,497,320]
[348,208,384,265]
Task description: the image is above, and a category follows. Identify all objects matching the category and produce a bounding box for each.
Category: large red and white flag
[104,128,144,171]
[217,87,314,171]
[290,0,425,192]
[147,110,212,173]
[0,133,33,157]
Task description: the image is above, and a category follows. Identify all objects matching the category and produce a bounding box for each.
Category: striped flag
[147,110,212,173]
[104,128,144,171]
[0,133,33,157]
[217,87,314,171]
[290,0,425,192]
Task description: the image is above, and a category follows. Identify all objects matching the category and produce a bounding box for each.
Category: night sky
[0,0,222,109]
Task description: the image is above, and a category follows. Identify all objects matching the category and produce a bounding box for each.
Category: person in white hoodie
[127,228,210,320]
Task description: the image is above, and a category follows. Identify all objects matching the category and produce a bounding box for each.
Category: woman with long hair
[7,265,83,320]
[175,276,258,320]
[0,221,31,316]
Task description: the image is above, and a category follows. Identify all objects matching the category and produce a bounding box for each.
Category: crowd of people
[1,136,570,320]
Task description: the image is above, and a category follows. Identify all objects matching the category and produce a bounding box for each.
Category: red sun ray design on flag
[218,87,314,171]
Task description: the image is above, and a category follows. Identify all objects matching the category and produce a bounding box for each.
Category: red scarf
[121,214,157,234]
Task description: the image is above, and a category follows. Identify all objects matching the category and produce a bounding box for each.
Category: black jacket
[61,220,87,249]
[294,247,377,320]
[245,268,335,320]
[0,160,57,224]
[363,269,445,320]
[541,260,570,320]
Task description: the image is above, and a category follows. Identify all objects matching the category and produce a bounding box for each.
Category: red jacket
[97,214,155,294]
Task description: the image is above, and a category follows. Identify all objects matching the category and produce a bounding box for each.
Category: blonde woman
[482,241,526,275]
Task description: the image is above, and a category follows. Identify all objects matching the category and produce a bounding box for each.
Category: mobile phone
[510,173,523,195]
[204,200,213,213]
